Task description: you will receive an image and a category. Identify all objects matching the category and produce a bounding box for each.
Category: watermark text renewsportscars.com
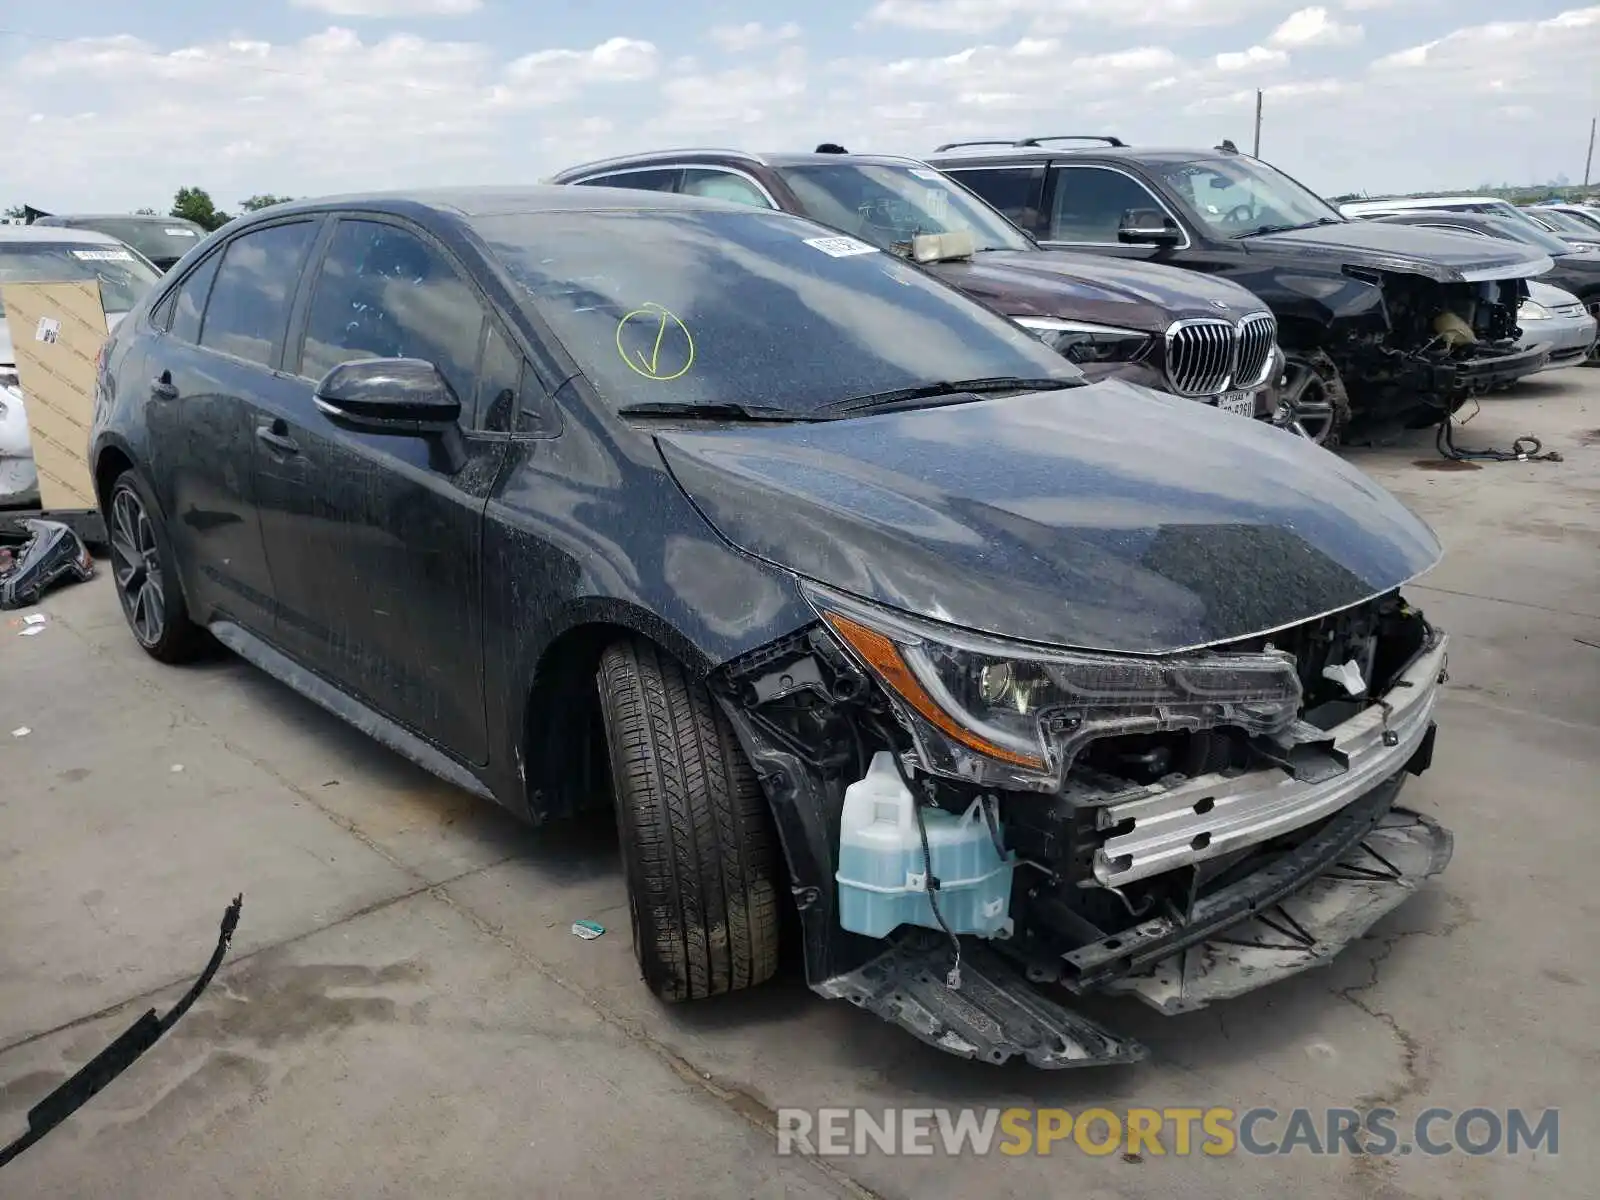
[775,1106,1559,1158]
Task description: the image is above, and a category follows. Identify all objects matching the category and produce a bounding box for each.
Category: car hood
[657,380,1442,655]
[1526,279,1581,306]
[928,250,1265,326]
[1243,221,1552,284]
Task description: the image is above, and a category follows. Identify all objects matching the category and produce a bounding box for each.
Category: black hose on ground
[1436,402,1563,463]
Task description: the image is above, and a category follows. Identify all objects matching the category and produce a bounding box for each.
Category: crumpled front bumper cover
[814,772,1452,1068]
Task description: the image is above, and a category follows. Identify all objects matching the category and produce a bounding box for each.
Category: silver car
[1,226,162,507]
[1518,279,1598,370]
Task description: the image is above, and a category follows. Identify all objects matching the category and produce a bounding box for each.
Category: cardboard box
[1,279,107,511]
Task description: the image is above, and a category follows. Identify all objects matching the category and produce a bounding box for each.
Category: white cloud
[506,36,659,100]
[5,8,1600,212]
[865,0,1285,32]
[289,0,482,15]
[1267,7,1363,47]
[861,0,1038,34]
[1215,45,1289,70]
[708,22,803,52]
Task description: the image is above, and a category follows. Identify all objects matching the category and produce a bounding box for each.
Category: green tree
[239,194,294,212]
[134,207,157,216]
[3,205,26,220]
[170,186,232,232]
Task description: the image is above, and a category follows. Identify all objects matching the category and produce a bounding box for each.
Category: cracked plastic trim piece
[1100,807,1454,1014]
[817,933,1147,1068]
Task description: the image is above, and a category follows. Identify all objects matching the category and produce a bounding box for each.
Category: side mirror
[1118,209,1182,246]
[314,357,467,473]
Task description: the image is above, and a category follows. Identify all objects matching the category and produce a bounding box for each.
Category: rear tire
[107,469,206,664]
[597,637,781,1003]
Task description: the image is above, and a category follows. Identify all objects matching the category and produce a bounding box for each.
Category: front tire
[107,469,205,663]
[597,638,781,1003]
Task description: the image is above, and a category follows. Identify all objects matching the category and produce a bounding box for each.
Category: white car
[1,226,162,507]
[1519,279,1599,370]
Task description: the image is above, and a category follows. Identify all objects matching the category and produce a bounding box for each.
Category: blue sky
[3,1,1596,211]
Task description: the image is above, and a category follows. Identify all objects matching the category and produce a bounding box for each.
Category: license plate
[1216,389,1256,419]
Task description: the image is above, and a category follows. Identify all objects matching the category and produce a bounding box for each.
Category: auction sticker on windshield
[804,236,878,258]
[69,249,133,262]
[165,228,198,236]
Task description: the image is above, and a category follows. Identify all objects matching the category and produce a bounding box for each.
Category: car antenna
[1217,139,1239,154]
[815,142,849,154]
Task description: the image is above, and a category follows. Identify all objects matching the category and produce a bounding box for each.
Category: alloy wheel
[110,486,166,647]
[1272,361,1338,444]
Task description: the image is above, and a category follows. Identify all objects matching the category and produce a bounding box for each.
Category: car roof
[927,144,1235,167]
[545,148,931,181]
[0,225,127,245]
[253,184,754,221]
[38,213,202,225]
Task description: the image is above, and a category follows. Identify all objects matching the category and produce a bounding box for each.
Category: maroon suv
[548,146,1286,427]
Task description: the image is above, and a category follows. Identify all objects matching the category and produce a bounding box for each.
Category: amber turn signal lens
[820,610,1045,770]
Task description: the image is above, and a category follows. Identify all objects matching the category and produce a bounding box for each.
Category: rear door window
[1047,166,1169,243]
[169,253,221,343]
[575,168,681,193]
[942,166,1041,229]
[297,218,486,418]
[680,169,774,208]
[198,221,318,368]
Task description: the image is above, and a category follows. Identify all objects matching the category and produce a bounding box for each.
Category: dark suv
[1356,210,1600,365]
[548,148,1285,429]
[929,137,1555,441]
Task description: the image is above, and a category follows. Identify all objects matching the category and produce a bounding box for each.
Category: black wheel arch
[514,599,735,824]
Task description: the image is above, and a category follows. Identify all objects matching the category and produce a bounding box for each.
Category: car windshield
[1473,215,1575,255]
[1156,156,1343,238]
[1549,207,1600,233]
[0,242,161,317]
[774,161,1033,255]
[1528,208,1600,239]
[476,207,1080,415]
[56,218,205,265]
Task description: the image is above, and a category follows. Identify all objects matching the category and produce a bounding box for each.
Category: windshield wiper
[615,401,818,422]
[817,376,1083,417]
[1233,216,1342,239]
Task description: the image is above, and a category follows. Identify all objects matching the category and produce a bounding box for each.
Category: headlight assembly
[1012,316,1154,367]
[805,582,1304,792]
[1517,301,1552,321]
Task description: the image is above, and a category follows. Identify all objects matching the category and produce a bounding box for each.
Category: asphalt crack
[1331,893,1471,1198]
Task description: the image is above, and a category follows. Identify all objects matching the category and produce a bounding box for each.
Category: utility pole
[1253,90,1263,157]
[1585,115,1596,188]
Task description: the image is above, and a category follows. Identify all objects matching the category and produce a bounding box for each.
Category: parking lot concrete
[3,371,1597,1199]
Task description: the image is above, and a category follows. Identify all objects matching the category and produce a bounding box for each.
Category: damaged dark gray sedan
[90,186,1452,1068]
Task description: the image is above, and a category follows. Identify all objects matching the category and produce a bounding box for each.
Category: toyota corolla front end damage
[713,587,1448,1067]
[660,382,1455,1068]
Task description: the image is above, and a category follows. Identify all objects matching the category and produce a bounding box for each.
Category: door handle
[255,420,300,457]
[150,371,178,401]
